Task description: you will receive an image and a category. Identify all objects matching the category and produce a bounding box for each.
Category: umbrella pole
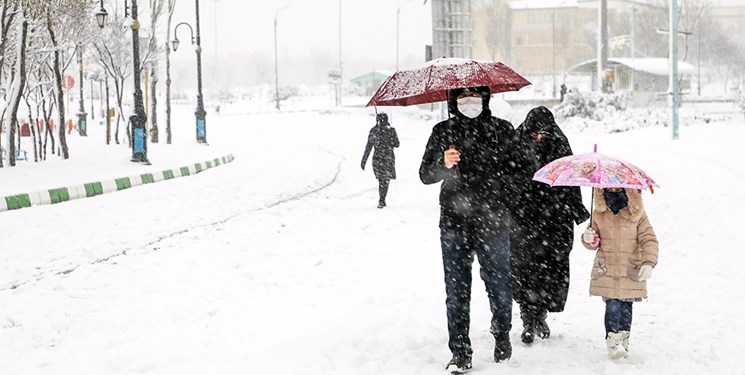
[589,144,597,226]
[589,187,594,226]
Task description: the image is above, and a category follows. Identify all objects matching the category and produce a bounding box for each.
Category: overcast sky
[168,0,433,74]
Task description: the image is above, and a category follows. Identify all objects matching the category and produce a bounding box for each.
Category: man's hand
[444,145,461,169]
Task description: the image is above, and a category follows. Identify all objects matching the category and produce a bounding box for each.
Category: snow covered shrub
[554,90,630,121]
[552,90,670,134]
[275,86,298,102]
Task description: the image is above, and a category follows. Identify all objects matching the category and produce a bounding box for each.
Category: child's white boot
[606,332,628,360]
[620,331,630,352]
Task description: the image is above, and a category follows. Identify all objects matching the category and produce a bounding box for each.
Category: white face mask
[457,97,483,119]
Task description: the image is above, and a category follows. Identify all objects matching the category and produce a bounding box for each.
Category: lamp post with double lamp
[95,0,150,164]
[172,17,207,143]
[274,5,290,111]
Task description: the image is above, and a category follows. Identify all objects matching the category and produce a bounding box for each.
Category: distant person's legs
[377,178,389,208]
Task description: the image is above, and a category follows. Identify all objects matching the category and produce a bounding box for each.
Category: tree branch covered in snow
[92,9,132,145]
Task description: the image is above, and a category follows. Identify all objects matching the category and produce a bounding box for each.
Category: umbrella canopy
[366,57,531,107]
[533,151,659,192]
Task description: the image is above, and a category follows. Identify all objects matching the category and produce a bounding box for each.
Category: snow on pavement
[1,105,744,375]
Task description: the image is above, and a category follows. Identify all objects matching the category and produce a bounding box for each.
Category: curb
[0,154,235,213]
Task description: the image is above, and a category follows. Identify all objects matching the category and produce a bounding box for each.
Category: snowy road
[1,109,744,375]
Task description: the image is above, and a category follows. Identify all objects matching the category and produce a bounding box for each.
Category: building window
[527,12,552,24]
[447,0,462,14]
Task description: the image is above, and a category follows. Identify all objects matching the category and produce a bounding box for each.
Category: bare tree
[33,0,97,159]
[45,8,68,158]
[632,1,668,58]
[663,0,745,95]
[18,9,59,163]
[147,0,165,143]
[40,81,56,158]
[6,7,28,167]
[23,50,53,162]
[0,0,19,168]
[0,0,17,88]
[705,24,745,95]
[93,11,132,145]
[164,0,175,144]
[476,0,510,63]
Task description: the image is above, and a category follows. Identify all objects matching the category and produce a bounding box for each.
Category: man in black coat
[419,86,531,371]
[510,106,590,344]
[361,113,400,208]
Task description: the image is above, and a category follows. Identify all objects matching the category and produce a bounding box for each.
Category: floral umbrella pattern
[367,57,531,107]
[533,152,659,192]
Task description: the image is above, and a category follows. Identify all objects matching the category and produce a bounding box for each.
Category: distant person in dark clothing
[560,84,567,102]
[361,113,400,208]
[510,106,590,345]
[419,86,532,372]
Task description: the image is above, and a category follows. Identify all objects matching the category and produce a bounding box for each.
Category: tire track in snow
[1,150,345,292]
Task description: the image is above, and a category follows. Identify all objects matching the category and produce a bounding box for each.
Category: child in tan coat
[582,187,659,360]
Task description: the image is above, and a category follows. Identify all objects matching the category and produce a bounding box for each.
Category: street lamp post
[98,77,104,118]
[552,1,570,99]
[172,23,194,51]
[598,0,609,93]
[669,0,680,140]
[77,45,87,136]
[95,0,150,163]
[697,11,701,96]
[338,0,342,106]
[631,0,636,90]
[172,2,207,143]
[274,5,289,111]
[395,0,425,72]
[194,0,207,143]
[89,74,95,120]
[396,4,403,71]
[552,8,556,99]
[105,76,111,145]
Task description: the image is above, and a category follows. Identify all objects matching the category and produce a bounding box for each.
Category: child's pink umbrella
[532,145,659,223]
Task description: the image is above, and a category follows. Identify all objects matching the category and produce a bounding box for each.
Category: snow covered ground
[1,99,744,375]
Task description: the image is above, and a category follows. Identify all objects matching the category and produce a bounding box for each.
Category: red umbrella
[366,57,531,107]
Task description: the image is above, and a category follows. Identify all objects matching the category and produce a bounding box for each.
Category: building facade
[472,0,669,75]
[431,0,473,58]
[471,0,744,73]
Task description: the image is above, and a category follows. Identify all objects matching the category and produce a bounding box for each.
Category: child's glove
[582,228,597,244]
[638,264,654,281]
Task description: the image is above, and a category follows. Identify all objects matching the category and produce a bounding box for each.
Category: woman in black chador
[361,113,400,208]
[511,106,590,344]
